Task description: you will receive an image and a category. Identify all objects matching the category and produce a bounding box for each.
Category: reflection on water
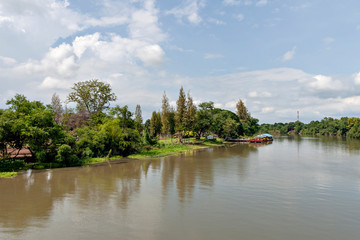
[1,138,360,240]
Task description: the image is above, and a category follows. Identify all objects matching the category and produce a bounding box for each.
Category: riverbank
[0,138,226,178]
[129,138,224,159]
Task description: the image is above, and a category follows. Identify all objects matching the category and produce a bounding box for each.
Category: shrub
[56,144,80,167]
[0,159,26,172]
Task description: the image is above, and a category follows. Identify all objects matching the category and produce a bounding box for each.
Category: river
[1,137,360,240]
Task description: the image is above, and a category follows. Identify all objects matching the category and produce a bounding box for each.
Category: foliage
[161,92,170,135]
[185,91,197,132]
[56,144,80,167]
[0,159,26,172]
[134,104,143,133]
[0,172,18,178]
[1,94,67,162]
[211,109,242,139]
[67,79,117,115]
[259,117,360,138]
[236,99,249,122]
[149,111,162,137]
[175,86,187,132]
[194,102,214,139]
[51,93,63,125]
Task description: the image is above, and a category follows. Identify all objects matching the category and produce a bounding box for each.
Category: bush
[56,144,80,167]
[0,159,26,172]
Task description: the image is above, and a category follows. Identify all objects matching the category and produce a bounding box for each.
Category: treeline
[147,87,259,142]
[260,117,360,138]
[0,79,258,168]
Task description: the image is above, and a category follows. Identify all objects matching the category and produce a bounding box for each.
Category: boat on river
[249,133,273,143]
[227,133,273,143]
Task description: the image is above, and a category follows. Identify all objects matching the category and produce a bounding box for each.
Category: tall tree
[185,91,197,132]
[134,104,143,133]
[135,104,143,124]
[150,111,162,137]
[161,91,170,136]
[175,86,186,132]
[67,79,117,115]
[236,99,249,122]
[51,93,63,125]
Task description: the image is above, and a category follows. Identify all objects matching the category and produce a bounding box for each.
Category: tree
[195,102,214,139]
[1,94,66,161]
[211,109,241,139]
[161,92,170,136]
[110,105,134,130]
[175,86,186,132]
[134,104,143,133]
[150,111,162,137]
[236,99,249,122]
[51,93,63,125]
[67,79,117,115]
[184,91,197,132]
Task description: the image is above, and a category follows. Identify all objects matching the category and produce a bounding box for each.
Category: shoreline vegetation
[1,80,260,178]
[0,138,225,178]
[2,80,360,178]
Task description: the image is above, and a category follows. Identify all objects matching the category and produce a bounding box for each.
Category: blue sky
[1,0,360,123]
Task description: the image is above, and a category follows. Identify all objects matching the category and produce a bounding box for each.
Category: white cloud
[223,0,242,6]
[223,0,254,6]
[308,75,342,91]
[235,14,245,22]
[323,37,335,44]
[39,76,71,90]
[204,54,224,59]
[208,18,226,25]
[261,107,274,113]
[282,46,296,61]
[354,72,360,85]
[166,0,205,25]
[256,0,268,7]
[248,91,272,98]
[0,56,17,65]
[135,45,165,66]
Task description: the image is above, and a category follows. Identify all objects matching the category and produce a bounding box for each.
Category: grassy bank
[129,138,224,159]
[0,172,18,178]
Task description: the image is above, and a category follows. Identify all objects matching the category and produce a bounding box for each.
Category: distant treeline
[260,117,360,138]
[0,79,259,170]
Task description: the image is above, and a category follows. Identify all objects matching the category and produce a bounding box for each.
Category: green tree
[184,91,197,132]
[67,79,117,115]
[150,111,162,137]
[110,105,134,130]
[134,104,143,133]
[211,109,241,138]
[1,94,66,161]
[175,86,186,133]
[236,99,249,122]
[161,92,170,136]
[195,102,214,139]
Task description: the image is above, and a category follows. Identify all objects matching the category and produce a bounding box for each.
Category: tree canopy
[67,79,117,115]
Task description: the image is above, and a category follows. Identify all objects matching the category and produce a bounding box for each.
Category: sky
[1,0,360,123]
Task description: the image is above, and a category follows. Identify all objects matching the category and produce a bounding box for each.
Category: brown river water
[1,137,360,240]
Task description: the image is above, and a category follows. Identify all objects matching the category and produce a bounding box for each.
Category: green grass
[129,144,192,159]
[129,138,225,159]
[82,155,123,165]
[0,172,18,178]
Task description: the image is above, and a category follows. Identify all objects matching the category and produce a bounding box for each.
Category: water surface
[1,137,360,240]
